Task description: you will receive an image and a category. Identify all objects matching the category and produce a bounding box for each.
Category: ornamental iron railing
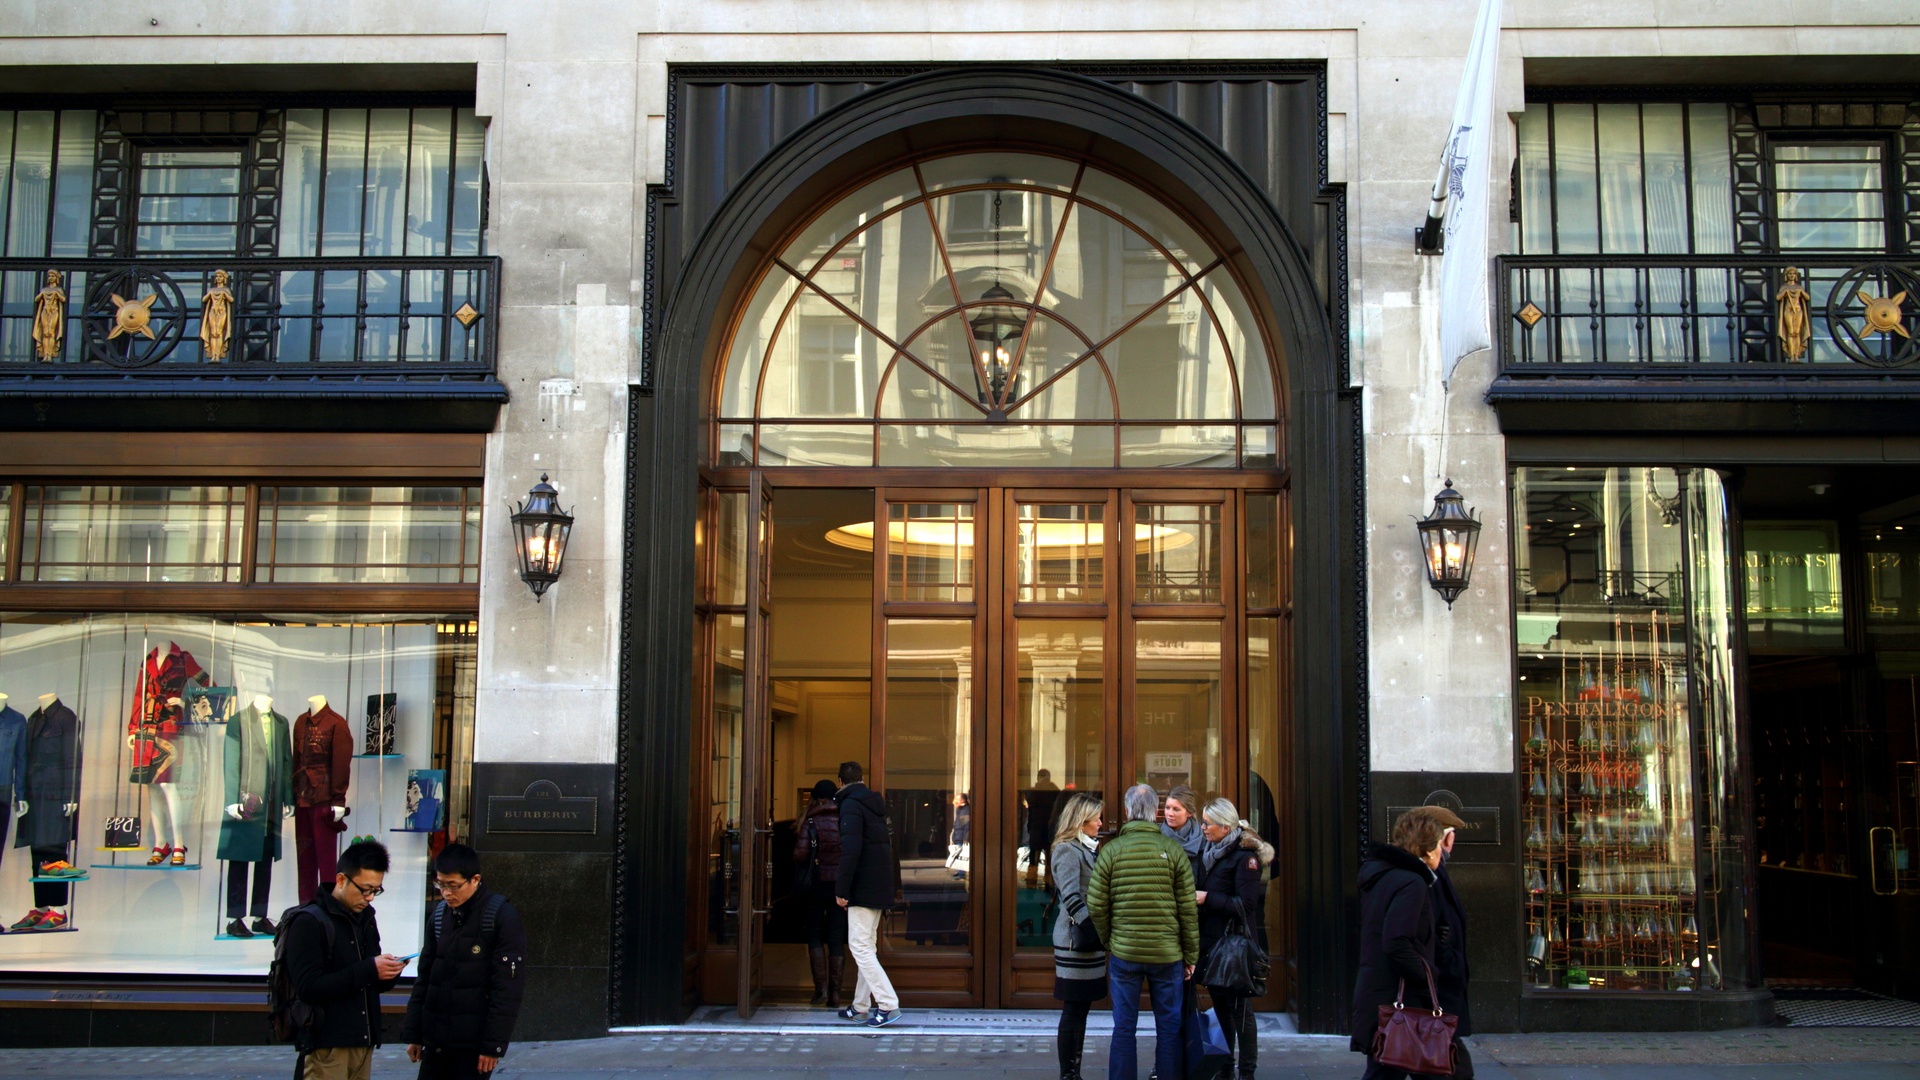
[0,256,499,376]
[1499,255,1920,371]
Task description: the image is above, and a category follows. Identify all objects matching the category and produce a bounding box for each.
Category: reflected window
[716,151,1280,468]
[20,485,245,582]
[1135,504,1221,604]
[257,486,481,584]
[1016,503,1105,602]
[135,149,243,255]
[1744,521,1844,650]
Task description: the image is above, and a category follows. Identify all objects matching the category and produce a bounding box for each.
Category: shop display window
[1511,466,1753,992]
[0,612,474,974]
[20,485,247,583]
[256,486,482,584]
[1744,521,1844,651]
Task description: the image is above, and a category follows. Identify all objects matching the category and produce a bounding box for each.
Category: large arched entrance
[633,67,1355,1026]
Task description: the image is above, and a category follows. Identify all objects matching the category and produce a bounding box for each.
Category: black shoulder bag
[1200,897,1270,995]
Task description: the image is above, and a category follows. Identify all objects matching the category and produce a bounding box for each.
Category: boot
[808,946,829,1007]
[828,950,852,1008]
[1058,1053,1083,1080]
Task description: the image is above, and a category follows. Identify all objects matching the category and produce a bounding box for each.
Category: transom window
[715,152,1280,469]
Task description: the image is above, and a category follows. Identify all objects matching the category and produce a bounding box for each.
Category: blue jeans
[1107,956,1184,1080]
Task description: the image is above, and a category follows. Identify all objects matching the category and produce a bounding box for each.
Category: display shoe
[251,916,277,935]
[170,846,187,867]
[37,861,84,879]
[37,909,67,931]
[10,909,46,931]
[146,847,168,866]
[225,918,254,938]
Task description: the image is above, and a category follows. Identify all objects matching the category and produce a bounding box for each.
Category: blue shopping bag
[1183,1003,1233,1080]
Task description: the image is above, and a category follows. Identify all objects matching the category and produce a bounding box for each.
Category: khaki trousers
[302,1046,372,1080]
[845,904,899,1012]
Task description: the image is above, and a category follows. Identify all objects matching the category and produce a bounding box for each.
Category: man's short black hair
[434,842,482,880]
[838,760,863,784]
[338,840,390,879]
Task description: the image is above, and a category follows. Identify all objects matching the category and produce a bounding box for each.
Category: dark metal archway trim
[619,65,1359,1032]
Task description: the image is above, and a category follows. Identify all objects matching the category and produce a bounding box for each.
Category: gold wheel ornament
[1823,264,1920,368]
[83,267,190,368]
[108,292,159,340]
[1856,289,1910,339]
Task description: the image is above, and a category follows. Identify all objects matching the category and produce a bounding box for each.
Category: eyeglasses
[346,878,385,898]
[431,878,475,894]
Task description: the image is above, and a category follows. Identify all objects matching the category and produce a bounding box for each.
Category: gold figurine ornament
[1776,266,1811,362]
[31,269,67,361]
[200,269,234,361]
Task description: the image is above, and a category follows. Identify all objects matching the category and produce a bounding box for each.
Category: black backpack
[428,892,508,954]
[267,902,333,1048]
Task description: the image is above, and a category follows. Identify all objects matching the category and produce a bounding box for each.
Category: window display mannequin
[127,643,209,867]
[218,693,292,938]
[12,692,81,932]
[292,693,352,901]
[0,694,25,877]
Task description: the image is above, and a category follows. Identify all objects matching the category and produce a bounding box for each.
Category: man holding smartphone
[284,840,406,1080]
[403,843,529,1077]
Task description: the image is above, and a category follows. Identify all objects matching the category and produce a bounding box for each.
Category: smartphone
[394,952,419,962]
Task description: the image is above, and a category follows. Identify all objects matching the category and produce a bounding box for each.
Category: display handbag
[1371,960,1458,1077]
[103,815,143,851]
[1200,897,1270,995]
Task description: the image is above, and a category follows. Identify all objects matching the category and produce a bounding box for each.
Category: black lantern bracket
[509,472,576,602]
[1415,478,1482,610]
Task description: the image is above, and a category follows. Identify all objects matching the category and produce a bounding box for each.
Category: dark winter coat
[401,886,530,1056]
[217,706,293,862]
[285,890,398,1050]
[0,705,30,794]
[795,799,843,883]
[1349,844,1440,1054]
[1433,859,1472,1037]
[14,700,81,849]
[1197,830,1274,964]
[835,782,894,909]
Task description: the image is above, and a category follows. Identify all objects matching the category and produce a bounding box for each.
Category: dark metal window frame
[1761,130,1902,256]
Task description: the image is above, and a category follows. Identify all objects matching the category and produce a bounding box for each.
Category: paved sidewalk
[5,1022,1920,1078]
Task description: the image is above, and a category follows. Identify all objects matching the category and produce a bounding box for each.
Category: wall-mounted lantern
[1416,479,1481,609]
[509,473,574,602]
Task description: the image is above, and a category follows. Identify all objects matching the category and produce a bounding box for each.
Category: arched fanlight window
[714,152,1281,468]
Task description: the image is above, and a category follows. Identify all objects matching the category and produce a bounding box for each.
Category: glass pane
[1596,104,1647,254]
[1773,144,1885,252]
[1104,295,1239,421]
[1513,466,1708,992]
[1247,494,1278,609]
[884,618,974,952]
[1002,338,1114,422]
[1016,503,1105,602]
[842,188,948,347]
[886,502,974,603]
[896,310,992,408]
[362,109,410,258]
[1047,188,1184,347]
[1119,425,1238,468]
[1640,105,1690,255]
[405,109,453,257]
[1517,107,1554,254]
[760,304,886,419]
[1135,503,1223,603]
[281,109,324,257]
[6,112,54,257]
[778,167,920,276]
[1687,106,1734,255]
[450,109,485,257]
[1743,521,1844,650]
[1204,270,1274,421]
[721,270,801,419]
[0,113,14,254]
[20,485,244,582]
[878,424,1115,468]
[933,190,1066,316]
[320,109,368,257]
[258,486,480,584]
[1077,168,1213,276]
[708,613,746,948]
[1014,618,1105,949]
[918,152,1081,195]
[715,490,748,607]
[755,423,874,467]
[1134,620,1221,800]
[50,110,94,257]
[1552,104,1600,255]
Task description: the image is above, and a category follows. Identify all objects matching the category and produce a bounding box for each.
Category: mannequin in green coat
[217,695,292,937]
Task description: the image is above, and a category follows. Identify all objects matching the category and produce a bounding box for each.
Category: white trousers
[845,904,899,1012]
[149,783,184,848]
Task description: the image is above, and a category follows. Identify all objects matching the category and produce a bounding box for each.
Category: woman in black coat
[1432,826,1474,1076]
[1350,805,1467,1080]
[1195,798,1273,1080]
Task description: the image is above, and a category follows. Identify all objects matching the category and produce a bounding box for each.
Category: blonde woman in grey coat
[1051,792,1108,1080]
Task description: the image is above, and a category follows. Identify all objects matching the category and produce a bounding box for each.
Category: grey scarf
[1202,826,1244,877]
[1162,816,1204,858]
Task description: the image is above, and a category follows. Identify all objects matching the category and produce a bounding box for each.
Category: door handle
[1871,826,1897,896]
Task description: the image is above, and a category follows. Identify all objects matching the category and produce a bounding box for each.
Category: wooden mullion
[4,482,21,583]
[241,482,262,584]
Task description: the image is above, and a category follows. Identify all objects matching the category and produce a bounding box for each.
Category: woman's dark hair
[811,779,837,801]
[338,839,391,879]
[434,842,482,880]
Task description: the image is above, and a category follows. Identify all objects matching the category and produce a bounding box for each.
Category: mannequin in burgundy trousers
[292,695,352,902]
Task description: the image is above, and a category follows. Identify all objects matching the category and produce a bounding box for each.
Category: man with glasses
[403,843,528,1078]
[284,840,406,1080]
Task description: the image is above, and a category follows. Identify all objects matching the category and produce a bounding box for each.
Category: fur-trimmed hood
[1238,829,1276,870]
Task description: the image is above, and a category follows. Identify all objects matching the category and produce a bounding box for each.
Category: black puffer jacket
[400,886,529,1056]
[285,891,397,1050]
[1349,844,1439,1054]
[835,783,895,909]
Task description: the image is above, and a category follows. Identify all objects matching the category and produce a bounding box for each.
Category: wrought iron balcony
[1498,254,1920,372]
[0,256,504,430]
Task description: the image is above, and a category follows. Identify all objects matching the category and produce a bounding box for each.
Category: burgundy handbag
[1371,960,1458,1076]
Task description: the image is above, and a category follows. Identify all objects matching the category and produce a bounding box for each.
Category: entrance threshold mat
[1774,987,1920,1027]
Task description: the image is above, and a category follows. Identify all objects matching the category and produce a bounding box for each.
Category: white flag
[1436,0,1503,387]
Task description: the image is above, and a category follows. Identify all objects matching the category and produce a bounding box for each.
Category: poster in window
[404,769,445,832]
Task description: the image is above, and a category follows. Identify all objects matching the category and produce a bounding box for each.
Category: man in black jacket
[833,760,902,1027]
[285,840,405,1080]
[403,843,529,1078]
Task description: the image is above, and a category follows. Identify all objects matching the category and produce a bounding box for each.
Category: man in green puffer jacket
[1087,784,1198,1080]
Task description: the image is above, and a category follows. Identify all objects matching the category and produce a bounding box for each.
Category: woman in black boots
[795,779,847,1006]
[1196,797,1274,1080]
[1050,792,1107,1080]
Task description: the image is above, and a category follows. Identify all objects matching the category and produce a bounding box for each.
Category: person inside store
[795,778,849,1007]
[284,840,406,1080]
[1049,791,1108,1080]
[404,842,530,1078]
[1350,805,1469,1080]
[1194,797,1274,1080]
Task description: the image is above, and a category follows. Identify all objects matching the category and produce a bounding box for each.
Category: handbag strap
[1391,960,1445,1017]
